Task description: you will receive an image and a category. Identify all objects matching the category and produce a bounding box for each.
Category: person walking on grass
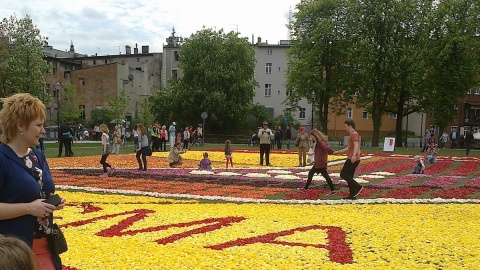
[225,140,233,168]
[136,123,149,171]
[99,124,114,177]
[333,119,363,200]
[299,129,335,194]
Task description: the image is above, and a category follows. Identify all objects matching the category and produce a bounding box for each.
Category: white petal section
[359,174,385,179]
[371,171,396,176]
[189,170,215,175]
[267,170,292,174]
[216,172,242,176]
[245,173,271,178]
[274,174,301,180]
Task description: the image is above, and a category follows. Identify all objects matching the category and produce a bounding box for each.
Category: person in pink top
[300,129,335,194]
[334,119,363,199]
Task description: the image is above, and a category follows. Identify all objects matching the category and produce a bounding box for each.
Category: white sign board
[383,137,396,152]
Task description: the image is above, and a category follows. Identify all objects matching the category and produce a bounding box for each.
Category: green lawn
[42,140,478,157]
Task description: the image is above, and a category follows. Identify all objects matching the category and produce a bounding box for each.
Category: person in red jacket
[299,129,335,194]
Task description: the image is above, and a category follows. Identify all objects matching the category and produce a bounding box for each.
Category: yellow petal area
[57,191,480,270]
[152,150,346,167]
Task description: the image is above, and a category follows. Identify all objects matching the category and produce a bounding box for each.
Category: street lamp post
[54,83,61,140]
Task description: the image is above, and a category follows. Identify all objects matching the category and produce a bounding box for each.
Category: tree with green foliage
[286,0,352,134]
[0,14,49,98]
[135,97,155,127]
[271,109,302,130]
[88,107,111,128]
[107,89,128,127]
[423,0,480,131]
[151,28,257,134]
[59,83,84,124]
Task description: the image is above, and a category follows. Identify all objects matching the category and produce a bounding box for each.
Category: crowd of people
[3,93,426,269]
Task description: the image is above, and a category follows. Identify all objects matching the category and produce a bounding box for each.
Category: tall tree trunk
[395,91,407,147]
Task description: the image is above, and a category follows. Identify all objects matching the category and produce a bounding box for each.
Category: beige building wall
[253,41,312,127]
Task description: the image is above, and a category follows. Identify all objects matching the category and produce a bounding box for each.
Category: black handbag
[146,147,153,156]
[48,223,68,254]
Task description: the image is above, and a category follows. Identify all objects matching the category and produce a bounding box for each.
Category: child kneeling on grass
[168,142,187,168]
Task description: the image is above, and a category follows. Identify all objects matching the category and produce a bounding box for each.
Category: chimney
[134,43,138,54]
[142,45,149,54]
[257,37,262,44]
[125,45,131,55]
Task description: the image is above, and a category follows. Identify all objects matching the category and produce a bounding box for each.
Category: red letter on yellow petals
[206,225,353,264]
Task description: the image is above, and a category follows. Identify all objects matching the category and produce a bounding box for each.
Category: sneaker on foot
[342,196,357,200]
[353,186,363,198]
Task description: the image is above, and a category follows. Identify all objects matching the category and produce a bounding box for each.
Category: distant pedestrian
[450,128,458,149]
[225,140,233,168]
[421,129,429,152]
[465,130,474,156]
[295,127,311,167]
[440,130,448,149]
[112,126,121,154]
[258,121,274,166]
[284,125,292,150]
[136,123,149,171]
[160,125,168,151]
[334,119,363,200]
[274,126,283,150]
[99,124,114,177]
[183,127,190,150]
[168,122,176,148]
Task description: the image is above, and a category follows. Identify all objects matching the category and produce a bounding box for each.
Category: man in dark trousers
[334,119,363,199]
[58,120,70,157]
[284,125,292,150]
[465,131,474,156]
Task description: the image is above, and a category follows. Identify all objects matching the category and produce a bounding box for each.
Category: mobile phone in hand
[43,194,61,206]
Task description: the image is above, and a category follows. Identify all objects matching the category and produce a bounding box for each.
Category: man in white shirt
[258,121,274,166]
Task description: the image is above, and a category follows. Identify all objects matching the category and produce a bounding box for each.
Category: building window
[285,108,292,117]
[389,114,397,119]
[475,89,480,95]
[52,63,57,75]
[362,111,368,119]
[264,84,272,97]
[104,59,107,64]
[172,69,178,79]
[174,51,179,61]
[346,108,353,119]
[267,48,272,55]
[467,89,472,94]
[286,89,292,96]
[265,63,272,74]
[79,78,85,86]
[137,58,140,62]
[299,108,306,119]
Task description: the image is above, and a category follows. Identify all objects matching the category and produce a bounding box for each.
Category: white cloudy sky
[1,0,300,56]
